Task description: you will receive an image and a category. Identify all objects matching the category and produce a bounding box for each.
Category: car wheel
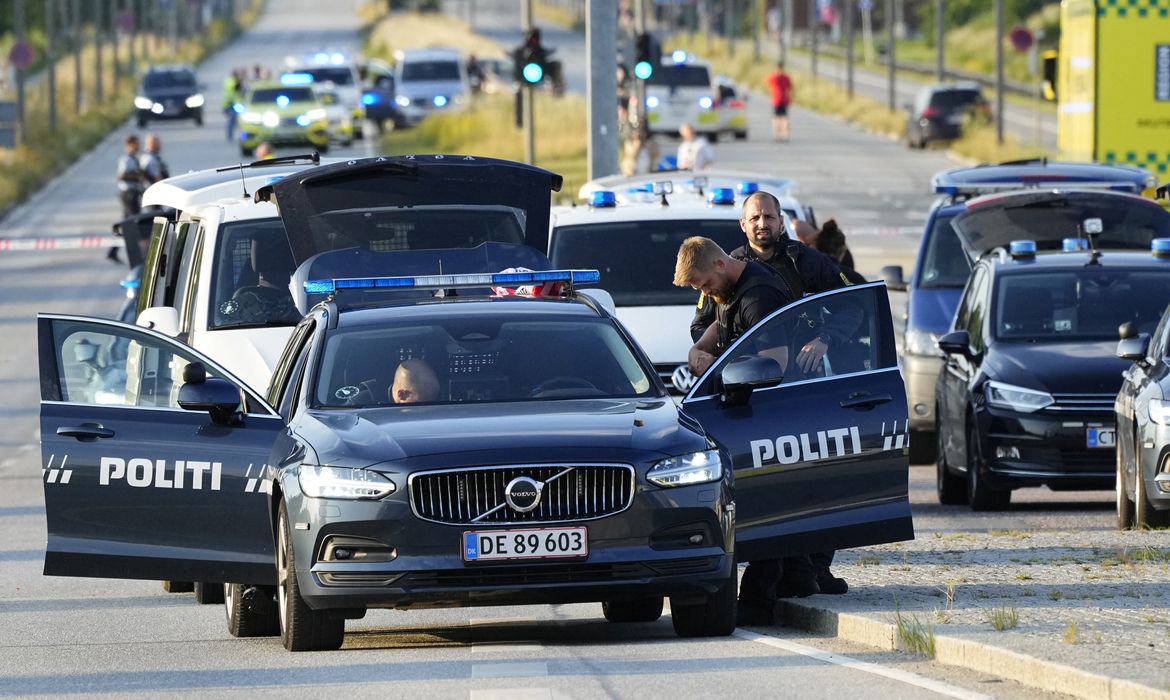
[1134,461,1170,529]
[910,429,938,465]
[162,580,194,593]
[1117,446,1135,530]
[278,502,344,651]
[137,116,147,129]
[316,143,330,154]
[706,132,719,144]
[194,581,224,605]
[225,583,279,637]
[602,596,664,623]
[966,419,1010,511]
[936,429,966,505]
[734,131,748,140]
[240,145,254,157]
[194,114,203,127]
[670,573,736,637]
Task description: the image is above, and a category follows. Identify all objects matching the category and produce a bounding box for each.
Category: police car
[645,52,726,141]
[279,71,355,146]
[284,51,366,128]
[235,80,331,156]
[934,189,1170,510]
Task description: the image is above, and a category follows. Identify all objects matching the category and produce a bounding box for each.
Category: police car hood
[952,190,1170,258]
[255,155,561,267]
[302,399,699,464]
[984,341,1130,395]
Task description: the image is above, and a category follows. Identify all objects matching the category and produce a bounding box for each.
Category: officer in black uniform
[689,191,857,616]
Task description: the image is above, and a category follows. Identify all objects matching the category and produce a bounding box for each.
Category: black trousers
[738,554,816,604]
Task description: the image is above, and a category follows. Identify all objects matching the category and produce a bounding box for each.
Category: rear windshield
[401,61,462,82]
[144,71,196,89]
[917,212,971,289]
[301,67,354,86]
[647,65,711,88]
[930,90,982,109]
[961,196,1170,252]
[995,268,1170,340]
[550,220,744,306]
[315,316,657,406]
[250,87,315,103]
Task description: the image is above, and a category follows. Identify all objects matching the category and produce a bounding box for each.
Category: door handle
[839,394,893,410]
[57,424,115,441]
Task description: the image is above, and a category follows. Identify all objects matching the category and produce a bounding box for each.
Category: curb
[777,600,1170,700]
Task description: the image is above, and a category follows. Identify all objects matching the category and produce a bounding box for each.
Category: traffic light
[634,32,658,80]
[515,28,547,85]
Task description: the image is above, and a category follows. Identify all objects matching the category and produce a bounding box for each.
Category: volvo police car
[39,254,913,650]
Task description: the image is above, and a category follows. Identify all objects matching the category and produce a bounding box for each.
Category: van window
[918,213,971,289]
[647,65,711,88]
[401,61,461,82]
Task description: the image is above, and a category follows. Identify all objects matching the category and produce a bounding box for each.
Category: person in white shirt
[676,122,715,170]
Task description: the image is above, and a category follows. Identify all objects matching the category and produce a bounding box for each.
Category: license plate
[463,526,587,562]
[1087,424,1115,448]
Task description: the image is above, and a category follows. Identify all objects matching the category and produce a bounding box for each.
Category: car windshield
[929,90,982,110]
[144,71,196,89]
[994,268,1170,341]
[549,220,745,306]
[401,60,461,82]
[647,65,710,88]
[918,212,971,288]
[250,87,315,104]
[301,67,354,85]
[209,220,302,331]
[314,315,657,406]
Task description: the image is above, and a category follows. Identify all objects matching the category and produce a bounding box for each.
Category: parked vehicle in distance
[394,47,470,126]
[135,65,204,128]
[905,83,990,149]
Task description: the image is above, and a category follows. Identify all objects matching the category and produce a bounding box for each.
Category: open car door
[38,314,284,584]
[681,283,914,561]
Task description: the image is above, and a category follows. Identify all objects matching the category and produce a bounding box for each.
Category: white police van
[645,52,727,141]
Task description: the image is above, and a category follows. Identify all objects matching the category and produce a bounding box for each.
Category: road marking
[471,689,555,700]
[733,629,995,700]
[471,662,549,678]
[473,643,543,653]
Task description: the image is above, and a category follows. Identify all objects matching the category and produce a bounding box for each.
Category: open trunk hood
[951,189,1170,258]
[255,155,562,267]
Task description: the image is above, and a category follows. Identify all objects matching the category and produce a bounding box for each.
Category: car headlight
[306,108,327,121]
[904,328,942,357]
[298,466,396,500]
[1149,398,1170,426]
[985,381,1054,413]
[261,111,280,128]
[647,449,722,487]
[134,96,153,110]
[241,111,263,123]
[185,93,205,108]
[646,95,660,109]
[396,95,411,107]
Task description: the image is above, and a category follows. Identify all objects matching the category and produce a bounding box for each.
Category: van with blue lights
[393,48,469,126]
[645,53,729,142]
[881,159,1157,464]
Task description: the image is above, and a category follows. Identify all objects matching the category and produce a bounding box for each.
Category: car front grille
[1043,393,1116,413]
[409,464,634,525]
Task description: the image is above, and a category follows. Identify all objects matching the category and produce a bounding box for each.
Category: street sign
[8,42,34,71]
[1009,26,1034,53]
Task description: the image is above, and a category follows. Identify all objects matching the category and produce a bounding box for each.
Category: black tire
[670,574,736,638]
[706,132,719,144]
[1117,446,1136,530]
[240,145,254,157]
[602,596,664,623]
[936,429,966,505]
[194,581,224,605]
[1135,462,1170,529]
[225,583,279,637]
[966,420,1010,511]
[734,130,748,140]
[278,502,344,651]
[316,143,329,154]
[194,114,204,127]
[137,116,147,129]
[162,580,194,593]
[910,429,938,465]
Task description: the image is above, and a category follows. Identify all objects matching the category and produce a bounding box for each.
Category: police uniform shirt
[716,260,794,352]
[117,153,144,193]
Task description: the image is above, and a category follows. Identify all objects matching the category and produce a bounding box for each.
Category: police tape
[0,235,123,252]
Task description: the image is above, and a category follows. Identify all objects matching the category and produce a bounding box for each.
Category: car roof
[933,159,1155,197]
[397,47,463,61]
[579,170,797,201]
[141,158,336,211]
[987,249,1170,272]
[144,64,195,74]
[550,198,744,227]
[330,295,601,329]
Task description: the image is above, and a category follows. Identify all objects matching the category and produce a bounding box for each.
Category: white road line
[734,629,995,700]
[470,689,555,700]
[470,662,549,678]
[472,643,543,653]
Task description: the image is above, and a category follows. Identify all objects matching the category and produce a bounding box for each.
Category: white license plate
[1087,425,1115,448]
[462,527,587,562]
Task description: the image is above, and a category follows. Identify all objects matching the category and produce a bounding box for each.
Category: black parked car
[935,189,1170,510]
[134,65,204,128]
[905,83,990,149]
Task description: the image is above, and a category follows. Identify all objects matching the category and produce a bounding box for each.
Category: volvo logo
[671,364,697,393]
[504,476,544,513]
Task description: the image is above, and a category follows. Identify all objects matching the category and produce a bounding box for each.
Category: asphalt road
[0,3,1103,697]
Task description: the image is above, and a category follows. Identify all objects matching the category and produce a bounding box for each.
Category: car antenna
[238,163,250,199]
[1081,217,1103,265]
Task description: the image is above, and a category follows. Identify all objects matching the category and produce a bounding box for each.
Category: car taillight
[726,99,745,109]
[921,106,942,118]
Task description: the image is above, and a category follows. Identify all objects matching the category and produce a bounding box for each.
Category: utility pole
[845,0,854,98]
[885,0,895,111]
[995,0,1004,144]
[586,0,618,179]
[752,0,760,61]
[72,0,82,114]
[727,0,735,58]
[522,0,535,165]
[47,0,57,133]
[95,0,105,103]
[15,0,26,138]
[935,0,944,82]
[808,0,817,81]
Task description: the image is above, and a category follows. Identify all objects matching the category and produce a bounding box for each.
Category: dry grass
[365,11,508,62]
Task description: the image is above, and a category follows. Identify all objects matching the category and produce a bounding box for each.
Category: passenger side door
[681,283,913,561]
[38,315,285,585]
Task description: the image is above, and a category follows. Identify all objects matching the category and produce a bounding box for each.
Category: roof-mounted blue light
[281,72,314,86]
[708,187,735,205]
[1153,238,1170,258]
[590,190,617,208]
[362,93,378,105]
[627,183,653,193]
[1062,237,1088,252]
[737,181,759,195]
[672,49,688,64]
[934,184,959,195]
[305,269,601,295]
[1009,239,1037,259]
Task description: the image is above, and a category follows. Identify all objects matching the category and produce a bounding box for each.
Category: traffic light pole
[586,0,619,179]
[522,0,536,165]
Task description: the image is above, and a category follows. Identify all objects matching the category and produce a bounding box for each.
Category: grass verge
[894,606,937,658]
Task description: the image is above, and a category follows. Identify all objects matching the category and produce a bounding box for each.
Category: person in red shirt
[765,62,794,142]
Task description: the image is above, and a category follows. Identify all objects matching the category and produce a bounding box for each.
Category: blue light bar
[1062,237,1088,252]
[737,181,759,195]
[708,187,735,205]
[590,190,617,207]
[1009,240,1037,258]
[934,184,959,195]
[1153,238,1170,258]
[672,49,687,64]
[276,95,291,108]
[305,269,602,295]
[362,93,377,105]
[281,72,314,86]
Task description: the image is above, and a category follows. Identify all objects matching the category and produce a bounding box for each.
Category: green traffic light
[634,60,653,80]
[522,62,544,83]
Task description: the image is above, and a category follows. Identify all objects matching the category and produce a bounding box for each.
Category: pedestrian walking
[765,62,794,142]
[676,122,716,170]
[223,69,244,142]
[112,134,146,263]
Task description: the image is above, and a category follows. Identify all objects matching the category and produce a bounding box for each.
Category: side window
[171,224,204,334]
[49,319,233,410]
[1148,306,1170,360]
[965,268,990,353]
[953,266,985,333]
[690,285,893,398]
[268,319,316,410]
[138,218,175,312]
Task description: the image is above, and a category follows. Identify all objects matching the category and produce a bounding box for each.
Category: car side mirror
[937,330,972,358]
[178,371,243,426]
[1116,333,1150,362]
[136,306,180,337]
[720,355,783,406]
[880,265,907,292]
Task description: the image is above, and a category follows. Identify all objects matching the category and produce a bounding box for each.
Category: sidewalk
[755,528,1170,700]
